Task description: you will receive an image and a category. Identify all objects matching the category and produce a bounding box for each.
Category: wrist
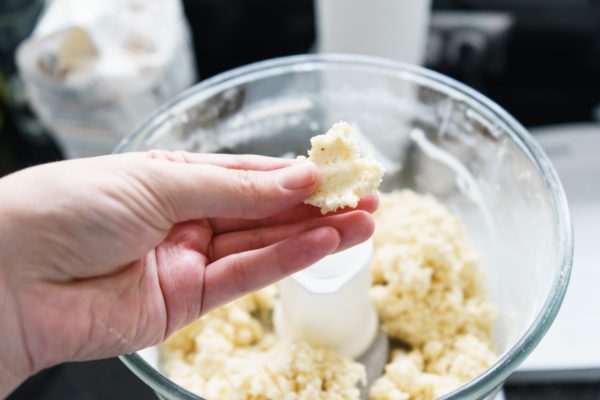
[0,274,34,398]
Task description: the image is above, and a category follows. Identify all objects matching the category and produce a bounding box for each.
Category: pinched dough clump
[370,334,498,400]
[162,286,366,400]
[369,190,498,400]
[297,121,384,214]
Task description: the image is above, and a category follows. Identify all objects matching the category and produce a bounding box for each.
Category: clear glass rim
[117,53,574,400]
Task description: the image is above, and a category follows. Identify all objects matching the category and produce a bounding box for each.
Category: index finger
[145,150,295,171]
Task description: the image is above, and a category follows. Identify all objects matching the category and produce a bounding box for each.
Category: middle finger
[208,210,375,261]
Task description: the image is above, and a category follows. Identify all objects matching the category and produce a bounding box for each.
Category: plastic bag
[16,0,197,158]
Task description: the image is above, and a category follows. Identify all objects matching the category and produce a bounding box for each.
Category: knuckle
[146,150,189,163]
[172,151,191,163]
[230,254,252,295]
[146,149,171,160]
[229,169,263,206]
[250,234,267,252]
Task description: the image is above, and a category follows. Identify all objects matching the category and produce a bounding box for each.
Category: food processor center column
[274,239,378,358]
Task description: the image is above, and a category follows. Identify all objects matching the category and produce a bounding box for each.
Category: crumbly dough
[369,190,498,400]
[296,121,384,214]
[162,190,498,400]
[162,286,366,400]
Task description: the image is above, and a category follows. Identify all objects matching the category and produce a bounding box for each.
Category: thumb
[143,159,319,222]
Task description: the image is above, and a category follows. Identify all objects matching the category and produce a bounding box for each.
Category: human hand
[0,151,377,396]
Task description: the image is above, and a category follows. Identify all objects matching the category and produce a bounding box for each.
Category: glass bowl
[116,54,573,400]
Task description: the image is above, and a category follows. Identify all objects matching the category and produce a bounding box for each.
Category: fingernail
[277,163,317,190]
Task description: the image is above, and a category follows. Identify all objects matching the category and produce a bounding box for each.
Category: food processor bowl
[116,54,573,400]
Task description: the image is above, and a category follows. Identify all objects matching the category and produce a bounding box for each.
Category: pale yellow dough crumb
[162,286,366,400]
[369,190,498,400]
[162,190,498,400]
[297,121,384,214]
